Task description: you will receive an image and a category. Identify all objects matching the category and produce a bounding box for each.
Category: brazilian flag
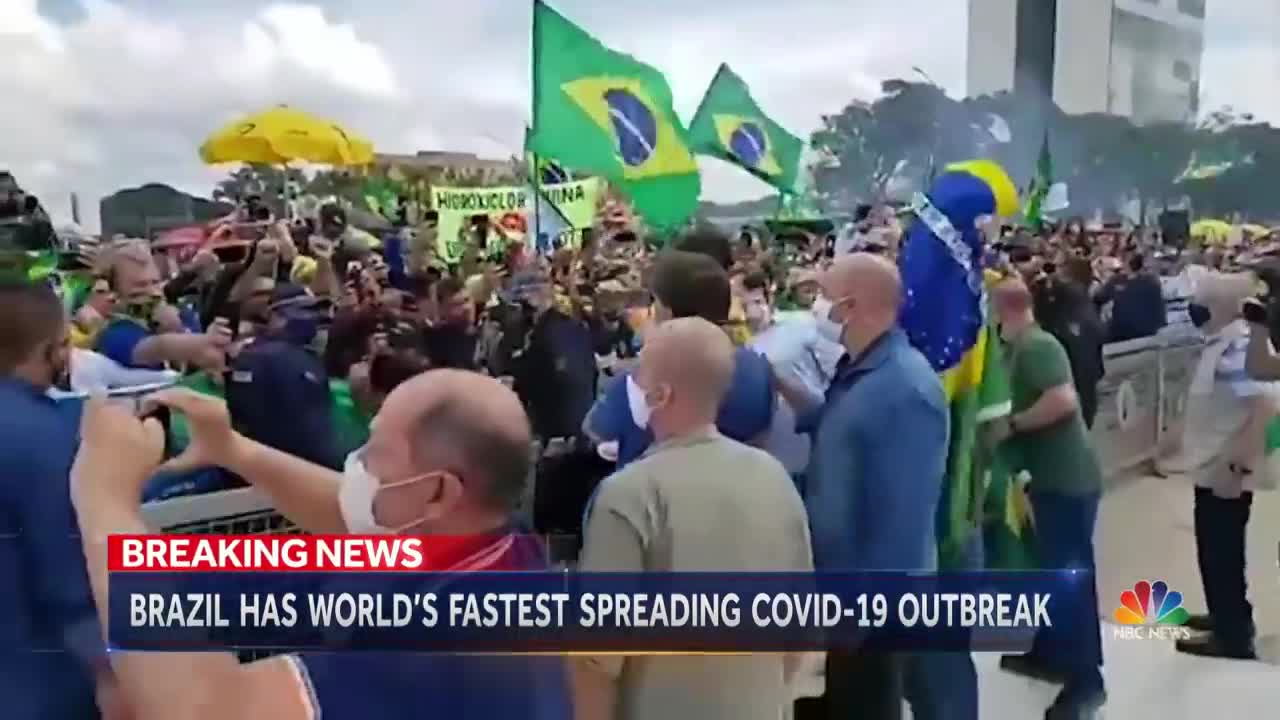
[937,318,1014,569]
[688,64,804,192]
[523,127,571,185]
[528,1,700,230]
[1023,132,1052,231]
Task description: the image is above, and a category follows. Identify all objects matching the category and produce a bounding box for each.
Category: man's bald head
[375,369,532,510]
[823,252,903,311]
[816,253,902,353]
[639,317,735,427]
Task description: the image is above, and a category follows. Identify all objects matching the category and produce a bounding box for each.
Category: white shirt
[750,315,843,474]
[54,348,179,397]
[1179,321,1277,493]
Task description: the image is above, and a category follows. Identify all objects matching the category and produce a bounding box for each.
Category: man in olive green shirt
[992,278,1105,720]
[1004,327,1104,498]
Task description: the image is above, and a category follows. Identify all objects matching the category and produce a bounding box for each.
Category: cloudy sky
[2,0,1277,230]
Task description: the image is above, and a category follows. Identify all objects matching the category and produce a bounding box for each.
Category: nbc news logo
[1111,580,1192,641]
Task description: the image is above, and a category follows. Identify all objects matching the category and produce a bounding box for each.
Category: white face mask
[338,450,430,534]
[626,374,652,429]
[744,299,772,330]
[811,295,844,344]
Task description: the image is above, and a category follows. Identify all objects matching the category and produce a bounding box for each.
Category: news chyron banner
[108,536,1093,653]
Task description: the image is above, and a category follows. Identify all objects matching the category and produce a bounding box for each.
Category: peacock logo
[1114,580,1190,626]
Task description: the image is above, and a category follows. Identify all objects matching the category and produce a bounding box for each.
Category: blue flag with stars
[899,160,1018,372]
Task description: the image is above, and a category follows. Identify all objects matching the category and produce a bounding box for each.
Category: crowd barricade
[1091,332,1204,478]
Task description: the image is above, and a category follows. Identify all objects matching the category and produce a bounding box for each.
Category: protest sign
[432,178,602,262]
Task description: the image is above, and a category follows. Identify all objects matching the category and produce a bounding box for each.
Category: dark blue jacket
[226,339,343,471]
[1100,272,1166,342]
[0,379,103,718]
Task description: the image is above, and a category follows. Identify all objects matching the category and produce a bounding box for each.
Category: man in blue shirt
[787,254,949,720]
[584,250,774,468]
[70,370,571,720]
[0,282,114,718]
[95,242,231,372]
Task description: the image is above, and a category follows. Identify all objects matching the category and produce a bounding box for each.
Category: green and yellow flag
[528,1,700,231]
[1023,132,1052,231]
[938,311,1014,569]
[523,127,572,185]
[689,63,804,192]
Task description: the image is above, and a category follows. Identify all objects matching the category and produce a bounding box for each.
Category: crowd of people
[1,184,1275,720]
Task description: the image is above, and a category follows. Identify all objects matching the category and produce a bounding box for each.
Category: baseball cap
[269,283,322,315]
[506,269,551,303]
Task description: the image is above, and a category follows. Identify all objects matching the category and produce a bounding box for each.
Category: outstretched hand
[142,388,243,475]
[71,397,165,511]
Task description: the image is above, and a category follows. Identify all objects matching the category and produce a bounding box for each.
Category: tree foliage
[810,80,1280,219]
[213,162,521,219]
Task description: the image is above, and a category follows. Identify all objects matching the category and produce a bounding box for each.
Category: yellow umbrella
[1190,218,1232,241]
[199,106,374,166]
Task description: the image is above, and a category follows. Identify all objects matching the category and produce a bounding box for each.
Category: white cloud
[249,4,401,99]
[4,0,1277,232]
[0,0,405,230]
[0,0,65,52]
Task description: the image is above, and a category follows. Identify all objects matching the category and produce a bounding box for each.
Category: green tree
[810,78,1280,220]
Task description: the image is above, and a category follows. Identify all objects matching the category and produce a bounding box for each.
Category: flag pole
[533,151,543,250]
[530,1,542,252]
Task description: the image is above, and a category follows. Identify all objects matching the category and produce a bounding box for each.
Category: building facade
[372,151,516,185]
[967,0,1206,124]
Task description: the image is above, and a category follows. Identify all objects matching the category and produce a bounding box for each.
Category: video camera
[0,171,56,255]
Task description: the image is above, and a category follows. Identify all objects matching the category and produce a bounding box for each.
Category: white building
[968,0,1206,124]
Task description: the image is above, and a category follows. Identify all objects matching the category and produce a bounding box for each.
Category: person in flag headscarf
[899,160,1018,373]
[896,161,1019,720]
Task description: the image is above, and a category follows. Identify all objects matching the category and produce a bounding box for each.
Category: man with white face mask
[583,250,774,469]
[575,317,811,720]
[789,253,949,720]
[69,370,572,720]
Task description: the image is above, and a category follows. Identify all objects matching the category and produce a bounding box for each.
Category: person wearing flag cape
[895,160,1018,720]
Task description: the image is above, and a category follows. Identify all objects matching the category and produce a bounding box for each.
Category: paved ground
[976,473,1280,718]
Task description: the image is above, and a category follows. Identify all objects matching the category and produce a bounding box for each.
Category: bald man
[575,317,812,720]
[798,253,949,720]
[991,277,1106,718]
[70,370,572,720]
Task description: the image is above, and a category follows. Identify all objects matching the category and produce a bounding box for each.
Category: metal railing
[1091,332,1203,477]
